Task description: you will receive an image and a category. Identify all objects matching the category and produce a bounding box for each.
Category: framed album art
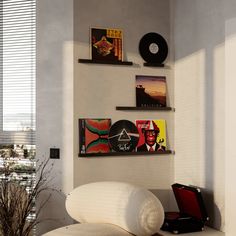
[108,119,139,152]
[136,75,167,107]
[91,27,123,62]
[135,119,166,152]
[79,118,111,154]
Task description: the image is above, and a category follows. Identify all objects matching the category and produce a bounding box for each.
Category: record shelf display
[78,28,133,66]
[78,29,174,158]
[78,119,174,157]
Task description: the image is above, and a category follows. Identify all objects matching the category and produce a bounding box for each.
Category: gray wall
[36,0,74,234]
[224,1,236,235]
[37,0,236,234]
[73,0,174,205]
[37,0,174,234]
[172,0,236,232]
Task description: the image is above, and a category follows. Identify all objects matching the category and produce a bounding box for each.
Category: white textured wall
[225,18,236,236]
[37,0,174,234]
[225,4,236,235]
[73,0,175,209]
[37,0,236,234]
[174,1,236,234]
[36,0,74,234]
[173,0,225,231]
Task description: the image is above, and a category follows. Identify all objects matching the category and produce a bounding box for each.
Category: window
[0,0,36,159]
[0,0,36,231]
[0,0,36,226]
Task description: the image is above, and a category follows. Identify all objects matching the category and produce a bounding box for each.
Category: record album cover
[136,75,167,107]
[79,119,111,154]
[91,27,123,62]
[135,119,166,152]
[108,119,139,152]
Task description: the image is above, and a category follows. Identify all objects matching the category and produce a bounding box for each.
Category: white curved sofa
[43,182,164,236]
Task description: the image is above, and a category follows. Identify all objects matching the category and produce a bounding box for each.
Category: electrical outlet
[50,148,60,159]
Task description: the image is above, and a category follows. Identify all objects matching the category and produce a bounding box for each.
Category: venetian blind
[0,0,36,145]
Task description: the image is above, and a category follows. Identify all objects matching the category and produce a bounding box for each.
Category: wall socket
[50,148,60,159]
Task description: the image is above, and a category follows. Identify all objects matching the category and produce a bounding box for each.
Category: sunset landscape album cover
[136,75,167,107]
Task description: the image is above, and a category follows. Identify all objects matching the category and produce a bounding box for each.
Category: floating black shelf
[116,106,174,111]
[78,59,133,66]
[143,62,165,67]
[78,150,173,157]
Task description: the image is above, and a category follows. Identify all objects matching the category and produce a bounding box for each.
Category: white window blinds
[0,0,36,145]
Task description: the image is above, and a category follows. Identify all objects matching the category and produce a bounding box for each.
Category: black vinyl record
[108,120,139,152]
[139,32,168,64]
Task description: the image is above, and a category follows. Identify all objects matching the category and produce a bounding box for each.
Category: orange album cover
[91,27,123,62]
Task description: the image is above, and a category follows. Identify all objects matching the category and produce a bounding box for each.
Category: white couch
[43,181,164,236]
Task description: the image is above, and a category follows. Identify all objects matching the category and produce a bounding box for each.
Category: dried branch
[0,157,57,236]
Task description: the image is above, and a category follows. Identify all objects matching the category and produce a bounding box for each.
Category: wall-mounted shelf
[78,59,133,66]
[116,106,174,111]
[143,62,165,67]
[78,150,173,157]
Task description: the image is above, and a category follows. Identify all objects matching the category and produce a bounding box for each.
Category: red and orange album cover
[91,27,123,62]
[79,119,111,154]
[136,75,167,107]
[135,119,166,152]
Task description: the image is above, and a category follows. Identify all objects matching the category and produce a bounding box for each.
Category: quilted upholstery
[43,182,164,236]
[43,223,132,236]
